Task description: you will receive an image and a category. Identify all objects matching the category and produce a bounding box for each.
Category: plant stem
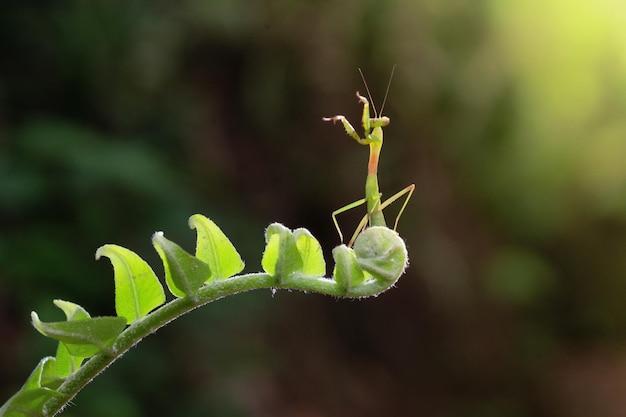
[41,273,270,416]
[41,271,393,416]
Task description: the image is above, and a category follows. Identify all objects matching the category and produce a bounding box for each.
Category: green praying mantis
[323,67,415,247]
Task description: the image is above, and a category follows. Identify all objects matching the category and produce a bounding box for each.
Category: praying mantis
[323,67,415,247]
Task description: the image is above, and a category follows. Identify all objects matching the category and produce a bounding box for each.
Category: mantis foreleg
[322,115,370,145]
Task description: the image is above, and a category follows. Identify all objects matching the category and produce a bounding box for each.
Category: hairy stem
[41,271,392,416]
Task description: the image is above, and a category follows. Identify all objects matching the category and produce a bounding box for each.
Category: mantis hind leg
[333,185,414,247]
[379,184,415,232]
[347,184,413,246]
[333,194,385,247]
[347,213,370,248]
[332,197,367,244]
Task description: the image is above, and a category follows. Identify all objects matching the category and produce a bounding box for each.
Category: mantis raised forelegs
[323,69,415,247]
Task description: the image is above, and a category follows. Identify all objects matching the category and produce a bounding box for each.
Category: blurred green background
[2,0,626,416]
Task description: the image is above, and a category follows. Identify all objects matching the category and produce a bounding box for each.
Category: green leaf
[0,386,62,417]
[31,313,127,357]
[189,214,244,280]
[261,223,303,281]
[152,232,211,298]
[55,342,83,379]
[0,357,64,417]
[50,300,88,377]
[332,245,365,291]
[22,357,57,391]
[293,228,325,276]
[53,300,91,321]
[0,356,62,417]
[96,244,166,324]
[353,227,408,283]
[39,356,63,390]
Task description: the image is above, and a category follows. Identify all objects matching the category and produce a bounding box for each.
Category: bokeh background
[2,1,626,416]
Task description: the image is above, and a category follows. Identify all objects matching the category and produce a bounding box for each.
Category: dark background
[2,1,626,416]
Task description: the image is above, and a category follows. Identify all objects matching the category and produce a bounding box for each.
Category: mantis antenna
[357,64,397,118]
